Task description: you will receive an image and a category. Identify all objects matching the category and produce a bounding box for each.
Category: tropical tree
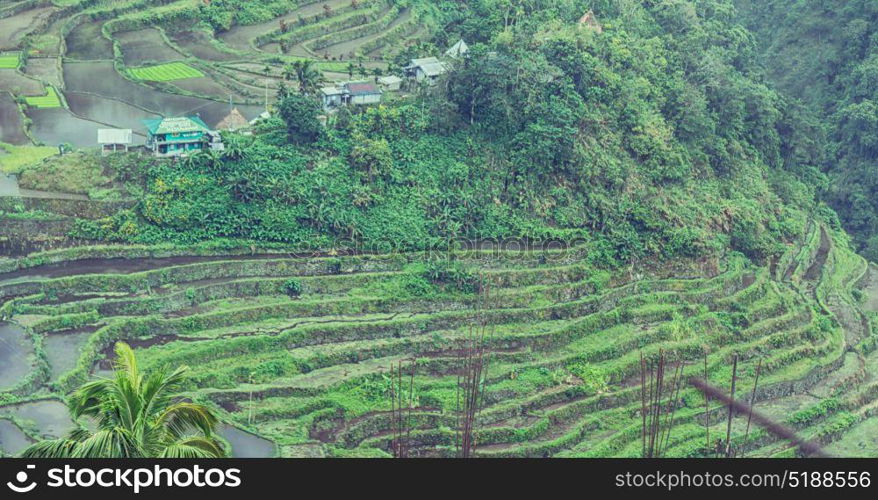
[20,343,225,458]
[290,59,324,95]
[277,92,324,144]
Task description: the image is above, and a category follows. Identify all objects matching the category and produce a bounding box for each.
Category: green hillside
[1,0,877,459]
[734,0,878,261]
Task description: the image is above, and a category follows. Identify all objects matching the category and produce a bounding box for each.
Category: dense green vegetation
[21,343,225,458]
[71,0,824,271]
[2,0,878,459]
[2,219,875,457]
[734,0,878,260]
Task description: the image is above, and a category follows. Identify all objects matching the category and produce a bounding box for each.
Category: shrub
[566,362,608,395]
[283,278,304,297]
[420,259,479,294]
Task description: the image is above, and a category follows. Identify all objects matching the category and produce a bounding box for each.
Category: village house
[404,57,449,85]
[143,116,224,157]
[377,75,402,92]
[96,128,132,155]
[320,81,382,111]
[344,82,382,105]
[320,86,345,111]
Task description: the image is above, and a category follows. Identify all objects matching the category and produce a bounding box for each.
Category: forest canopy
[734,0,878,260]
[77,0,834,268]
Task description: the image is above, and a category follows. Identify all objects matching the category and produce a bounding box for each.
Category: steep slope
[734,0,878,260]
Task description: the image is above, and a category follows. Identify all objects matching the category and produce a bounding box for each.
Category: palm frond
[71,428,141,458]
[19,439,80,458]
[141,365,188,420]
[114,342,140,382]
[157,402,218,439]
[160,437,225,458]
[67,378,113,419]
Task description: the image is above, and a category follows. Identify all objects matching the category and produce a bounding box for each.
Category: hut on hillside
[377,75,402,92]
[320,82,382,111]
[97,129,132,155]
[404,57,449,85]
[216,107,249,132]
[578,10,603,33]
[343,82,382,105]
[445,39,469,59]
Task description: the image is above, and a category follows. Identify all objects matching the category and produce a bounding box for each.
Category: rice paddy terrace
[1,221,876,458]
[0,0,431,148]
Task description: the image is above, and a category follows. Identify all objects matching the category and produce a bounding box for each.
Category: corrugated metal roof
[378,75,402,85]
[419,62,448,77]
[143,116,210,135]
[344,82,381,96]
[97,129,132,144]
[321,86,344,96]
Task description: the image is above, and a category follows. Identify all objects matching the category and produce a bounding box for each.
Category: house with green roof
[143,116,224,157]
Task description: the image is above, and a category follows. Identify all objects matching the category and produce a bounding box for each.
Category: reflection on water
[0,322,32,390]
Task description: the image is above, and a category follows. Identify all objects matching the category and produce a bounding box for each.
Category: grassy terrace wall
[1,224,875,457]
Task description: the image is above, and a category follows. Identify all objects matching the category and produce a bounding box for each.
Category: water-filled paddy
[0,6,57,50]
[0,419,31,456]
[0,93,29,145]
[45,329,95,381]
[65,92,158,139]
[170,75,250,102]
[169,30,240,62]
[24,57,62,89]
[0,68,45,96]
[26,107,103,147]
[65,20,113,60]
[0,399,74,439]
[219,424,275,458]
[115,28,183,66]
[0,322,33,391]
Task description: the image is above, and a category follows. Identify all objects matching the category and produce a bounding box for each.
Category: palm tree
[21,343,225,458]
[291,59,323,95]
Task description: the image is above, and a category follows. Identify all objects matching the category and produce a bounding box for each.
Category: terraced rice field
[0,67,45,96]
[64,20,113,60]
[115,28,184,66]
[26,107,105,146]
[0,0,428,146]
[0,54,20,69]
[24,86,61,108]
[128,62,204,82]
[0,93,29,145]
[0,222,875,458]
[0,6,57,50]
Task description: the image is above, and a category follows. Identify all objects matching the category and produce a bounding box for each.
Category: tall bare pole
[725,354,739,457]
[703,352,710,450]
[640,352,647,458]
[690,377,830,458]
[456,279,492,458]
[742,358,762,456]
